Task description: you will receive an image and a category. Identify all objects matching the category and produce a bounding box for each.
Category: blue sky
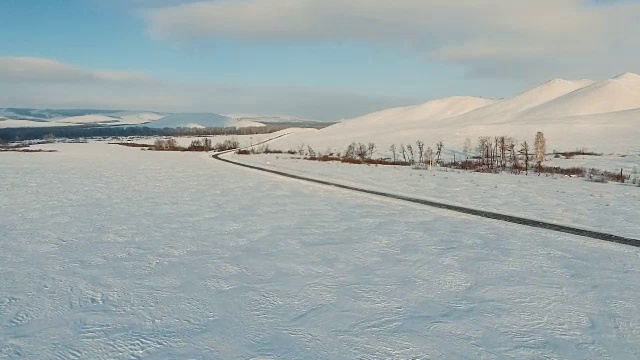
[1,0,638,120]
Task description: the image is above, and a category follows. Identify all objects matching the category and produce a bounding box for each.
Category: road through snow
[213,152,639,247]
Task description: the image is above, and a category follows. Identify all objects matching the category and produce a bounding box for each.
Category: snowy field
[2,142,640,359]
[232,153,640,239]
[108,128,315,148]
[546,151,640,174]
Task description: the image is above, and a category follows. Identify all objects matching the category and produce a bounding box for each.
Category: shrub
[555,149,601,159]
[343,142,357,159]
[306,155,409,166]
[214,138,240,151]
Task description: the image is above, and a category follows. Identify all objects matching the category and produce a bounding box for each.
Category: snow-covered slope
[228,114,322,124]
[449,79,594,125]
[59,115,122,124]
[148,113,265,129]
[273,73,640,153]
[343,96,495,126]
[287,96,493,145]
[108,111,165,125]
[521,73,640,118]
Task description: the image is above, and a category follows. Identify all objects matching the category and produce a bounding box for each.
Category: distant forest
[0,122,332,142]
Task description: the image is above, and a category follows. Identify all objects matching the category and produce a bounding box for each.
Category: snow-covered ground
[230,153,640,239]
[2,142,640,359]
[547,152,640,174]
[109,128,316,148]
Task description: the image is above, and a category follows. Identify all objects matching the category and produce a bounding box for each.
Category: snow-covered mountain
[335,96,495,127]
[0,108,120,122]
[148,113,264,129]
[272,73,640,153]
[0,108,166,128]
[0,108,265,129]
[519,73,640,119]
[227,114,322,124]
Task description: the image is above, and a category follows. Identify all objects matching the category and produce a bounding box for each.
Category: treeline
[243,141,409,166]
[259,132,633,184]
[458,133,547,175]
[0,123,329,142]
[112,137,240,152]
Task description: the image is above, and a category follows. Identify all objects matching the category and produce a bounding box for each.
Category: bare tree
[389,144,397,162]
[344,142,357,159]
[463,137,472,167]
[493,136,500,168]
[498,136,507,169]
[503,138,518,173]
[203,138,212,151]
[435,141,444,165]
[356,143,368,160]
[505,137,516,172]
[477,137,490,166]
[519,141,531,175]
[400,144,408,164]
[367,142,376,159]
[425,147,434,169]
[307,145,316,157]
[297,143,306,156]
[165,138,178,150]
[534,131,546,175]
[486,136,495,168]
[190,139,203,148]
[416,140,425,165]
[406,144,415,165]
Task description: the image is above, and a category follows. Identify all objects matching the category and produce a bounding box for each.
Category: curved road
[213,143,640,248]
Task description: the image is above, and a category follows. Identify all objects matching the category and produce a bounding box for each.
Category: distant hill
[271,72,640,153]
[0,108,265,129]
[228,115,322,124]
[0,108,336,129]
[148,113,264,129]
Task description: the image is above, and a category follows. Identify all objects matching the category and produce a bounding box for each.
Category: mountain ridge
[271,73,640,152]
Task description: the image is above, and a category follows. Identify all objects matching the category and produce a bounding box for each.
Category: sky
[1,0,639,120]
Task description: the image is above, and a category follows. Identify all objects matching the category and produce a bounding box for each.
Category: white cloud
[0,57,152,84]
[141,0,640,78]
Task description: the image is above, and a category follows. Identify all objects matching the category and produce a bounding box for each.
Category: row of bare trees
[301,132,548,175]
[271,132,633,183]
[462,131,546,175]
[388,140,445,167]
[152,137,239,152]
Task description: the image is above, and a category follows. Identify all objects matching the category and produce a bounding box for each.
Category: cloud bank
[141,0,640,78]
[0,57,151,84]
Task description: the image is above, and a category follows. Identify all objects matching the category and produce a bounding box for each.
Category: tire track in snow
[213,148,640,248]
